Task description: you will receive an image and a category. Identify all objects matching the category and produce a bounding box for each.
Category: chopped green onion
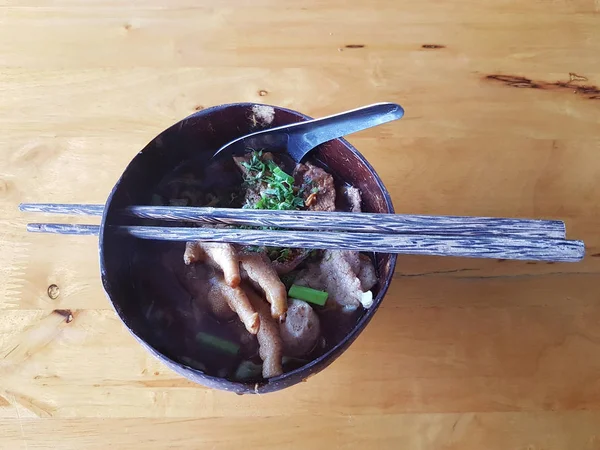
[145,301,154,320]
[270,165,294,185]
[240,151,304,211]
[169,198,189,206]
[180,357,207,372]
[234,360,263,381]
[288,285,328,306]
[282,356,309,367]
[150,194,164,206]
[196,332,240,355]
[276,248,292,262]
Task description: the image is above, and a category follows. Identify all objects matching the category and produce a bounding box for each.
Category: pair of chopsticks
[19,203,585,262]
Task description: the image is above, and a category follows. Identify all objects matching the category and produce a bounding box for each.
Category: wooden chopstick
[20,203,105,216]
[27,223,100,235]
[26,223,585,262]
[19,203,567,238]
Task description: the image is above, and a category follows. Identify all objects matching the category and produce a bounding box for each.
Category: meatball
[279,299,321,357]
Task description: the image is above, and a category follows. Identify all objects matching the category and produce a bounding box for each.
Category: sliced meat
[279,299,321,357]
[239,252,288,320]
[344,186,362,212]
[181,265,260,334]
[358,254,377,291]
[184,242,241,288]
[294,250,376,310]
[340,249,361,274]
[245,286,284,378]
[293,162,336,211]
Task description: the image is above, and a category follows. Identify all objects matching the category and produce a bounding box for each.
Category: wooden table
[1,1,599,448]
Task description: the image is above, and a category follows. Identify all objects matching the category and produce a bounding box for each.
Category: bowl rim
[99,102,397,393]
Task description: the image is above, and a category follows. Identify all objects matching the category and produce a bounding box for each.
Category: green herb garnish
[150,194,164,206]
[169,198,189,207]
[241,151,304,211]
[276,248,292,262]
[266,247,292,262]
[241,150,266,185]
[234,360,263,381]
[240,151,305,263]
[282,356,309,367]
[196,332,240,355]
[181,356,207,372]
[288,285,328,306]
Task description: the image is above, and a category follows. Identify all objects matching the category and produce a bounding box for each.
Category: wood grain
[20,203,569,238]
[24,222,586,261]
[0,0,599,448]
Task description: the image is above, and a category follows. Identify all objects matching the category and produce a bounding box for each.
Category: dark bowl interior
[99,103,397,394]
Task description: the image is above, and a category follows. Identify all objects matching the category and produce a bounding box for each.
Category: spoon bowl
[212,102,404,162]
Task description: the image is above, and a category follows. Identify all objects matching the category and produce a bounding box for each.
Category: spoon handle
[287,102,404,161]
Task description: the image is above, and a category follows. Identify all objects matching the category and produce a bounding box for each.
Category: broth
[129,152,378,382]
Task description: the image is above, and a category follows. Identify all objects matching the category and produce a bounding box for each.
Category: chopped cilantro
[241,151,304,212]
[277,248,293,262]
[266,247,292,262]
[241,150,266,185]
[240,151,306,259]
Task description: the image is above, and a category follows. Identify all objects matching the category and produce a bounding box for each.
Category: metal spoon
[212,102,404,162]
